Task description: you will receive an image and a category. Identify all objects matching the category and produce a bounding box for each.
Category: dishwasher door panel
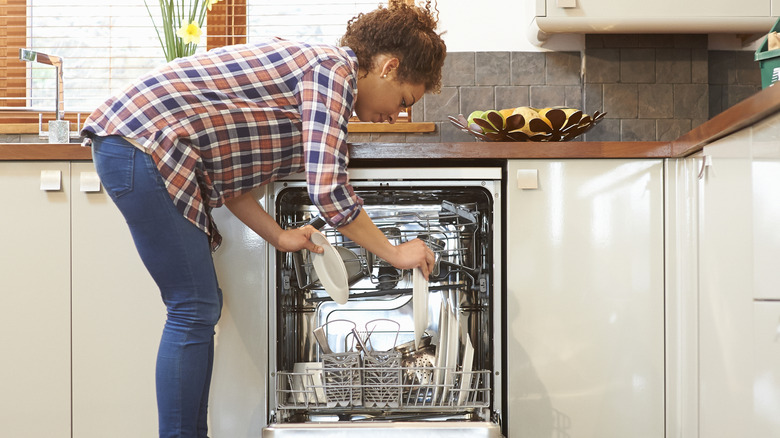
[263,421,502,437]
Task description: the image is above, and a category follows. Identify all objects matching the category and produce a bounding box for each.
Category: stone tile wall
[350,34,762,144]
[709,50,765,117]
[2,37,762,144]
[583,34,760,141]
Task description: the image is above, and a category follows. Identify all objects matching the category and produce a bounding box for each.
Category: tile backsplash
[350,34,762,143]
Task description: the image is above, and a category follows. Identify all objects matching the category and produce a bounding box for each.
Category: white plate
[442,292,460,402]
[432,298,449,404]
[310,232,349,305]
[413,267,429,349]
[457,332,474,406]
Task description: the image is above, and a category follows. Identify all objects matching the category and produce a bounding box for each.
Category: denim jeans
[92,136,223,438]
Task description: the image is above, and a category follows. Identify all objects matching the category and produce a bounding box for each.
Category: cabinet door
[753,301,780,437]
[0,162,71,437]
[208,191,270,437]
[505,159,665,438]
[752,158,780,300]
[70,162,164,437]
[697,136,755,438]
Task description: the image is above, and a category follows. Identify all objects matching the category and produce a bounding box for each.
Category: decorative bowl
[448,107,606,142]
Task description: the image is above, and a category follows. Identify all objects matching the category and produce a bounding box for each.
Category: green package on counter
[755,17,780,88]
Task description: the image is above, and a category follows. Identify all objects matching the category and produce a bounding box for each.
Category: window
[1,0,424,130]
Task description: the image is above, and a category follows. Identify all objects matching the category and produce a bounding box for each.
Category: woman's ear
[380,57,400,78]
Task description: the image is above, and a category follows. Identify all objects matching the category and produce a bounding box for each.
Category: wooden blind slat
[208,0,248,50]
[1,0,28,107]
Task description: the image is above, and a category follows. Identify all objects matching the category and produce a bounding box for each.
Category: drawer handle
[79,171,102,193]
[516,169,538,189]
[40,170,61,191]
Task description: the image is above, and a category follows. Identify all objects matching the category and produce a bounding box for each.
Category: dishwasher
[263,167,504,437]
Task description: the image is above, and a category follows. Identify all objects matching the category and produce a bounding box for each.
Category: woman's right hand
[384,238,436,280]
[336,209,436,280]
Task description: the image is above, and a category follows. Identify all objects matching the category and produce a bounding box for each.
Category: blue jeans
[92,136,222,438]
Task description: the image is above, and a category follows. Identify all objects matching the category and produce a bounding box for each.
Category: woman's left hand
[275,225,324,254]
[224,192,324,254]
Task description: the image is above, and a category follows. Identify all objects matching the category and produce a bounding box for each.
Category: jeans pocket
[92,137,135,199]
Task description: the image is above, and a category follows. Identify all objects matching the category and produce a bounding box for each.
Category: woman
[80,1,446,437]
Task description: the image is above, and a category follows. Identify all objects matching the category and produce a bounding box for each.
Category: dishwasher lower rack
[274,357,491,414]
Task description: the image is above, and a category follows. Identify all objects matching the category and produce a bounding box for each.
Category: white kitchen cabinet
[0,161,71,438]
[697,130,754,438]
[537,0,769,19]
[751,157,780,301]
[70,161,163,437]
[533,0,776,34]
[70,162,269,438]
[505,159,665,438]
[2,160,268,438]
[663,157,702,438]
[753,301,780,437]
[208,190,270,437]
[696,111,780,438]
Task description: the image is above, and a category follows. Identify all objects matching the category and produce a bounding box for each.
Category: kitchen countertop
[2,83,778,162]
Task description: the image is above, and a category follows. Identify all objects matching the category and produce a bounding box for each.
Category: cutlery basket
[322,351,362,407]
[362,350,402,408]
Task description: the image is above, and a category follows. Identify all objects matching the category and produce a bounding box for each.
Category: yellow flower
[176,21,202,45]
[207,0,221,11]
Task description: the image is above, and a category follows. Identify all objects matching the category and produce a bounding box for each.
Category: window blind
[1,0,381,119]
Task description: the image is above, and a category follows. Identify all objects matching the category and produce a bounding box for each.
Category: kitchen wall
[1,36,762,144]
[349,34,762,144]
[2,0,766,144]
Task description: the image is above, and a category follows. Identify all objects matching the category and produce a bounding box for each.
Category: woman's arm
[224,191,323,254]
[337,209,435,279]
[226,191,433,278]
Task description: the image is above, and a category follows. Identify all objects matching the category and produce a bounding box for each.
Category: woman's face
[354,55,426,124]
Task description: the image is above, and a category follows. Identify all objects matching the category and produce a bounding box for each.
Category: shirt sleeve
[300,59,363,227]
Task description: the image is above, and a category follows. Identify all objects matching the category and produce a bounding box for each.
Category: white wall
[436,0,583,52]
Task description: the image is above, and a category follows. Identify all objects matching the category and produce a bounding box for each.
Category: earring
[381,74,387,78]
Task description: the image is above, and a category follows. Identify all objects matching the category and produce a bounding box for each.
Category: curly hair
[339,0,446,93]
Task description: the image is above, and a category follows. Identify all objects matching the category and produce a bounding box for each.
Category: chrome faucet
[19,49,64,120]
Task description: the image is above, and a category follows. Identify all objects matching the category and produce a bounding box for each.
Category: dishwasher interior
[267,170,502,429]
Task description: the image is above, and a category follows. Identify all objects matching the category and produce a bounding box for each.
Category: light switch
[79,171,102,192]
[516,169,538,189]
[40,170,62,191]
[557,0,576,7]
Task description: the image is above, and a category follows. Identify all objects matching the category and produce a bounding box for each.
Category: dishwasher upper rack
[287,207,483,292]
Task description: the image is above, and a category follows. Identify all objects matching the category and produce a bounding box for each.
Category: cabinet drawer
[753,301,780,437]
[752,160,780,300]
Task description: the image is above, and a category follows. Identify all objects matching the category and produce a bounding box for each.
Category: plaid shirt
[82,39,363,250]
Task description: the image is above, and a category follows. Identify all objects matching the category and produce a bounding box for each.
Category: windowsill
[0,122,437,135]
[347,122,435,133]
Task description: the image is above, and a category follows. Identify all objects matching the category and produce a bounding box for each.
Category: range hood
[529,0,778,45]
[533,16,777,34]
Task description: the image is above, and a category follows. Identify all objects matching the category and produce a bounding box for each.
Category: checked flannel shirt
[82,38,363,250]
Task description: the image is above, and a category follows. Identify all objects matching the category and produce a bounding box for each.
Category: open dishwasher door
[264,168,504,437]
